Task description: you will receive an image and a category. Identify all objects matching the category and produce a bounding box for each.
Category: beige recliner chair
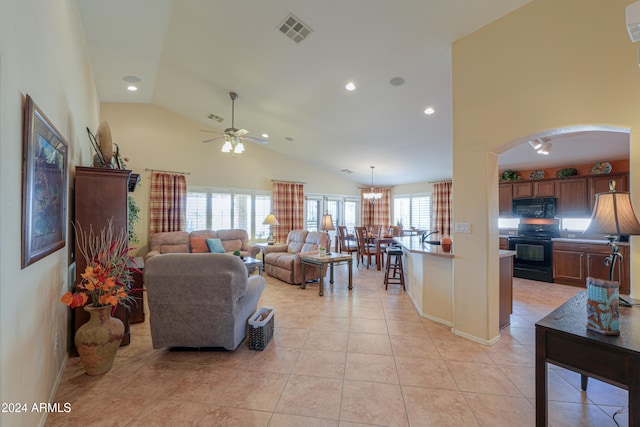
[144,253,266,350]
[263,230,328,285]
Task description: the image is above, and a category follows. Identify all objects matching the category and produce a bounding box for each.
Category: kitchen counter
[499,250,516,258]
[552,237,629,246]
[394,236,454,258]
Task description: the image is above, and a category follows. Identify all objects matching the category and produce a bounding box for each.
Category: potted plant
[60,219,140,375]
[318,246,327,256]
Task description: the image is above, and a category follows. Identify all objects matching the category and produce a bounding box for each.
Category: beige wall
[0,1,98,425]
[100,103,361,255]
[452,0,639,341]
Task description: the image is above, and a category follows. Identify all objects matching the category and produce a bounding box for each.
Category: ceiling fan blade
[202,136,225,143]
[235,128,249,136]
[243,136,269,145]
[199,129,218,134]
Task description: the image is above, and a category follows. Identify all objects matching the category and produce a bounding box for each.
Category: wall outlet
[455,222,471,233]
[55,333,60,351]
[567,233,576,238]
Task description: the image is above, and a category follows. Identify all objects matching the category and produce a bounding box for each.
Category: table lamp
[320,211,335,254]
[262,214,279,244]
[583,180,640,334]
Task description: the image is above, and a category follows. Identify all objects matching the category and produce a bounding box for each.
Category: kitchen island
[395,236,516,330]
[394,236,454,325]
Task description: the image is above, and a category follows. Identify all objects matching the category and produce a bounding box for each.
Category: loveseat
[144,253,266,350]
[263,230,328,285]
[146,229,259,260]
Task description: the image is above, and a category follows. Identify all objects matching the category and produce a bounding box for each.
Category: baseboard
[451,328,501,346]
[420,313,453,328]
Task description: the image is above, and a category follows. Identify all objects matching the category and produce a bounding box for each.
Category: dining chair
[337,225,358,256]
[355,226,378,269]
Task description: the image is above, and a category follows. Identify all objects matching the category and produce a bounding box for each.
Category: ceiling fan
[202,91,268,155]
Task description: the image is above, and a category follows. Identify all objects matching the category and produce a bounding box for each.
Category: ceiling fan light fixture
[221,140,233,153]
[234,142,245,154]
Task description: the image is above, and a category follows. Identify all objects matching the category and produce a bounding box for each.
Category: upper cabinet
[590,173,628,210]
[499,172,629,218]
[499,184,513,216]
[555,178,590,216]
[512,182,533,199]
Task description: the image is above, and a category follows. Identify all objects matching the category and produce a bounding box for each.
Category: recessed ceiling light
[127,85,138,92]
[345,82,356,91]
[390,77,405,86]
[262,133,269,138]
[122,75,141,83]
[424,107,435,115]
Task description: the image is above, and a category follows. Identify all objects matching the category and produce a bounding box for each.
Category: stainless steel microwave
[512,198,556,218]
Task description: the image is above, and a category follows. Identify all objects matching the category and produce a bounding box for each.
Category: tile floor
[46,265,630,426]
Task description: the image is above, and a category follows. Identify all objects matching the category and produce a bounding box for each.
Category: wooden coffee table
[242,257,263,276]
[300,252,353,296]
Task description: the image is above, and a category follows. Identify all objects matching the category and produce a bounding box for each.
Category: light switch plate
[455,222,471,233]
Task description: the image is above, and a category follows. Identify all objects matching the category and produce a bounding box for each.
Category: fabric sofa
[146,229,259,259]
[144,253,266,350]
[263,230,328,285]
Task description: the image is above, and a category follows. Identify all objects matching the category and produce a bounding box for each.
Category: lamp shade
[262,214,280,226]
[320,212,335,231]
[584,191,640,236]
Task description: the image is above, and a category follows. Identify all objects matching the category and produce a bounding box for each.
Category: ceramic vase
[75,305,124,375]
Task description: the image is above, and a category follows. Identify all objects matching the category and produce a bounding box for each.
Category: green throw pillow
[206,238,226,254]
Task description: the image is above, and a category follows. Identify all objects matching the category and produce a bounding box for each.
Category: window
[306,198,321,231]
[560,217,591,232]
[393,194,431,231]
[344,200,357,229]
[498,217,520,229]
[185,188,271,241]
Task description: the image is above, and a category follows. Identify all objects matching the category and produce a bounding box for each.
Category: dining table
[369,235,397,270]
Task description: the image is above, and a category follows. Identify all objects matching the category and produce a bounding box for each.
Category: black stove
[508,223,560,282]
[515,223,561,240]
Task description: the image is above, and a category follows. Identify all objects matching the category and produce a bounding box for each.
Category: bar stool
[384,246,405,290]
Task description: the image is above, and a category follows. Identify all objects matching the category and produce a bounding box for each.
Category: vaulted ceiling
[77,0,629,186]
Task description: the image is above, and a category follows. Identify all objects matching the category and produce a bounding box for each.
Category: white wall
[0,1,98,425]
[100,103,361,255]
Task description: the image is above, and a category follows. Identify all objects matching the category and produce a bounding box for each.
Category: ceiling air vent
[278,13,313,43]
[208,113,224,123]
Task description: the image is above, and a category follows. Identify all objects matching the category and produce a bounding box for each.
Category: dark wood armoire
[73,166,132,347]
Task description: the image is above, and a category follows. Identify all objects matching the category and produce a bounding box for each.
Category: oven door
[508,237,554,282]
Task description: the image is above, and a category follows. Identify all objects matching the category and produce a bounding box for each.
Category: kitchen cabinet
[555,178,590,216]
[590,173,628,210]
[552,241,629,294]
[513,182,533,199]
[499,237,509,250]
[534,181,555,197]
[499,184,513,216]
[499,252,514,329]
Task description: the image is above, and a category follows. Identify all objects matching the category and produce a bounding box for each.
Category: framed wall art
[21,94,68,268]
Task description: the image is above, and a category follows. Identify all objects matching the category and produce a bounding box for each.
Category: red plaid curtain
[272,182,304,242]
[149,172,187,234]
[433,181,452,237]
[361,188,391,228]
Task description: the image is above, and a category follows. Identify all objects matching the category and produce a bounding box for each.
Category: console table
[535,291,640,426]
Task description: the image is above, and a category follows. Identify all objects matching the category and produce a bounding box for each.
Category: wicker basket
[248,307,275,350]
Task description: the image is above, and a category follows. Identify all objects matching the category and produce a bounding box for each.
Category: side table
[300,253,353,296]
